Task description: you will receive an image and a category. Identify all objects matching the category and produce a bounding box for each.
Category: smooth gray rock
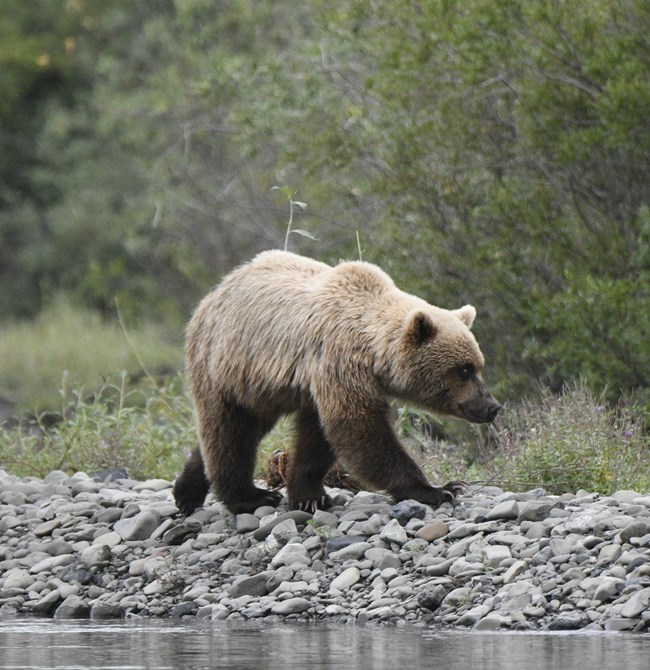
[80,544,111,566]
[271,597,311,615]
[90,601,124,619]
[54,596,91,619]
[2,568,34,590]
[486,500,519,520]
[162,521,202,545]
[271,542,311,567]
[330,567,361,592]
[379,519,408,545]
[620,587,650,618]
[236,513,260,533]
[392,500,426,524]
[229,572,272,598]
[328,542,371,562]
[325,536,368,552]
[113,510,160,541]
[618,521,650,544]
[546,612,590,631]
[31,589,62,615]
[253,511,312,541]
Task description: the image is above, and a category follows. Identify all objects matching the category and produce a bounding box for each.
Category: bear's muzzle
[459,396,502,424]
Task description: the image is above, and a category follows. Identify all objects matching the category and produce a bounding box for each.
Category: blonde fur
[174,250,500,515]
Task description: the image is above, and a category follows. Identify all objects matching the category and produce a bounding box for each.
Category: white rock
[92,531,122,547]
[133,479,172,492]
[271,542,311,567]
[3,568,35,590]
[379,519,408,545]
[143,579,164,596]
[502,560,528,584]
[80,544,110,566]
[481,545,512,568]
[29,555,74,574]
[330,567,361,592]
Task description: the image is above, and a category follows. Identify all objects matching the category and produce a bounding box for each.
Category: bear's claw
[295,493,332,514]
[441,480,467,499]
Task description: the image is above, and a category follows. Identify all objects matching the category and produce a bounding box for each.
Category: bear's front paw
[291,493,333,514]
[394,483,463,509]
[440,480,467,501]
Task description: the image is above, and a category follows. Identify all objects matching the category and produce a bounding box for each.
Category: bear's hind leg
[201,399,282,515]
[173,447,211,515]
[287,406,336,512]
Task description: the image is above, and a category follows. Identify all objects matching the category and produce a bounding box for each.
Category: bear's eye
[458,364,474,381]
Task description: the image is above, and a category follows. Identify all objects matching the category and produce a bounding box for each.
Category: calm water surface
[0,619,648,670]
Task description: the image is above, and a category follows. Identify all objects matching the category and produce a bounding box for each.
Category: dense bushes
[1,0,649,499]
[2,0,648,405]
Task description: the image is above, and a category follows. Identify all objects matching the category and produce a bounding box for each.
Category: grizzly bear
[173,251,500,516]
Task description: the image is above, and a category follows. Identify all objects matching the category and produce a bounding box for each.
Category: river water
[0,619,648,670]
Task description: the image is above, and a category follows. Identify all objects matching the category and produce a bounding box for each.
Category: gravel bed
[1,469,649,632]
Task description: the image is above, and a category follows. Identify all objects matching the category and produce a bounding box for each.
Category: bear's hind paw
[227,488,283,514]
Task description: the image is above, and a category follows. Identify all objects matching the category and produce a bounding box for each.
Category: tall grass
[0,373,193,480]
[490,382,650,495]
[0,299,647,493]
[0,297,182,413]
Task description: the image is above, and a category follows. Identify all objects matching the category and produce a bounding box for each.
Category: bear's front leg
[321,401,462,510]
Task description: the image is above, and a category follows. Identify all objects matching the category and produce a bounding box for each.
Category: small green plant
[396,405,477,483]
[256,416,294,477]
[492,381,650,495]
[355,231,364,261]
[0,296,182,413]
[271,185,317,250]
[0,372,194,480]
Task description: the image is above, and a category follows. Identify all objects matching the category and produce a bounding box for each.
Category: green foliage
[0,0,649,423]
[0,369,295,482]
[492,382,650,495]
[0,297,182,412]
[231,0,650,401]
[0,373,192,480]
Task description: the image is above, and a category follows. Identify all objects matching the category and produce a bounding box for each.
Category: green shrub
[493,382,650,495]
[0,373,193,480]
[0,296,182,413]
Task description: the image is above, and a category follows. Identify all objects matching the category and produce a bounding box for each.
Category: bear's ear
[455,305,476,329]
[406,311,438,346]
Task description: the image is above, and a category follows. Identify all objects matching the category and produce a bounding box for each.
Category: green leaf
[291,229,318,241]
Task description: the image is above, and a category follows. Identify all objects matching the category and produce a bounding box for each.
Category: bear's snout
[485,399,502,422]
[459,396,502,424]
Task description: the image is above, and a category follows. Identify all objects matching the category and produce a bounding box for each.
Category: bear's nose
[486,400,502,422]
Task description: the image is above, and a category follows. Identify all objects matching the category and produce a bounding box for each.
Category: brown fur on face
[173,251,500,516]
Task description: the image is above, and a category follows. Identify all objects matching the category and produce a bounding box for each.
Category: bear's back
[186,251,406,402]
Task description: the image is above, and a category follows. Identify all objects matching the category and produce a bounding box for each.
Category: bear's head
[395,304,501,424]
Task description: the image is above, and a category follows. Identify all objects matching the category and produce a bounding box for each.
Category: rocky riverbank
[1,469,649,632]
